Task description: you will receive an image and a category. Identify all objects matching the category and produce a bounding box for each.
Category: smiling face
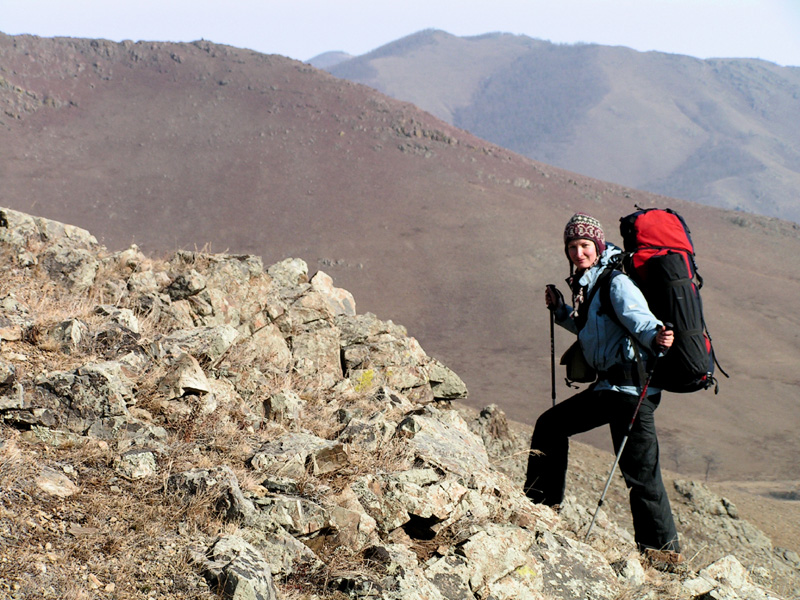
[567,238,598,271]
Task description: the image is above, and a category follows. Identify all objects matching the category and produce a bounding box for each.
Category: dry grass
[0,426,224,599]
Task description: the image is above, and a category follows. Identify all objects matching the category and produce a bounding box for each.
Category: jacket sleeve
[607,275,661,351]
[553,303,578,335]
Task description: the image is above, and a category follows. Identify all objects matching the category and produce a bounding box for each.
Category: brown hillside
[328,30,800,223]
[1,33,799,491]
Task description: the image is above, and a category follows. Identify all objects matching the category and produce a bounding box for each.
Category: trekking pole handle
[545,284,561,312]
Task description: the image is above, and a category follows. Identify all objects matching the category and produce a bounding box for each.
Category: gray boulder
[195,535,278,600]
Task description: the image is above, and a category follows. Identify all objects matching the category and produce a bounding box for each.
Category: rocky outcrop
[0,206,792,600]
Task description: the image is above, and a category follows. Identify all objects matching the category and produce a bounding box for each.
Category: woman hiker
[524,212,683,569]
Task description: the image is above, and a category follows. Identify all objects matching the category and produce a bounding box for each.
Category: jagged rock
[114,448,157,480]
[310,270,356,316]
[166,269,207,301]
[94,305,140,333]
[35,466,79,498]
[337,412,396,452]
[0,360,16,388]
[233,323,292,375]
[0,293,33,336]
[267,257,309,288]
[326,485,380,550]
[533,529,620,600]
[350,474,414,534]
[611,553,647,587]
[249,432,348,477]
[35,318,89,352]
[198,254,271,329]
[263,390,303,423]
[428,358,468,399]
[108,244,148,274]
[398,405,490,478]
[368,543,448,600]
[252,495,329,537]
[468,404,516,460]
[339,312,437,399]
[87,416,168,450]
[289,323,342,389]
[0,206,792,600]
[336,312,408,346]
[242,524,323,577]
[168,466,256,525]
[683,554,783,600]
[161,324,240,363]
[0,208,100,280]
[34,361,135,434]
[424,554,475,599]
[158,353,211,399]
[92,323,143,360]
[127,269,167,295]
[196,535,278,600]
[40,240,99,291]
[454,524,542,598]
[675,479,739,518]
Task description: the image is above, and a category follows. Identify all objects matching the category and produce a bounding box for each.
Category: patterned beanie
[563,213,606,256]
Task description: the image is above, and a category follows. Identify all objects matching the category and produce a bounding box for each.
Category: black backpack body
[618,207,727,393]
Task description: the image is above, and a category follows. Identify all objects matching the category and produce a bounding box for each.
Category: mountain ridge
[327,29,800,222]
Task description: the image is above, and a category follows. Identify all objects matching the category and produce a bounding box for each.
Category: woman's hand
[655,327,674,350]
[545,285,564,310]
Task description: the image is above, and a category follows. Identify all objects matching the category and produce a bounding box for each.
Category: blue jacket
[554,244,663,395]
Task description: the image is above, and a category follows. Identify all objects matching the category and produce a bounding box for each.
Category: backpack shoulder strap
[598,268,648,385]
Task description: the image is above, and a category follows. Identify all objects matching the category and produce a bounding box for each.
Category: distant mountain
[1,32,799,488]
[308,50,354,69]
[328,30,800,223]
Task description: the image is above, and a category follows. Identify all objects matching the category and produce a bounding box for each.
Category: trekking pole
[546,284,558,407]
[584,324,672,542]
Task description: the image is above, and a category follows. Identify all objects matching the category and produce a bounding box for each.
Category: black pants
[524,387,680,552]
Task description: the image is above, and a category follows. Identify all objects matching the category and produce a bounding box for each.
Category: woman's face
[567,238,598,270]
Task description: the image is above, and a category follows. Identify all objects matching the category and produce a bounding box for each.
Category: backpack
[618,207,727,393]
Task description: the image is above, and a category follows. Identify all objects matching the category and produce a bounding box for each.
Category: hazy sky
[3,0,799,66]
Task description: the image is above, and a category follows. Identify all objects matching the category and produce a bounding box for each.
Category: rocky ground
[1,206,798,600]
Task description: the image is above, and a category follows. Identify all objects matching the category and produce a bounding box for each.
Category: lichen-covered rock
[158,352,211,400]
[168,466,256,525]
[533,529,620,600]
[195,535,278,600]
[683,555,783,600]
[310,270,356,316]
[161,324,240,363]
[114,448,158,480]
[428,358,468,399]
[398,405,490,478]
[267,257,308,288]
[249,432,348,477]
[31,361,136,435]
[263,390,303,423]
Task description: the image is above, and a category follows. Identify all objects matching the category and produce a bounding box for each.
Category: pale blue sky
[3,0,799,66]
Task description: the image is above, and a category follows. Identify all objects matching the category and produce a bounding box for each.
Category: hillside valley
[0,32,799,497]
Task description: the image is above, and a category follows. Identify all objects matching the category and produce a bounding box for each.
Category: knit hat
[563,213,606,256]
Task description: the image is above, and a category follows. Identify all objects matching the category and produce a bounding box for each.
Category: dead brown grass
[0,426,224,599]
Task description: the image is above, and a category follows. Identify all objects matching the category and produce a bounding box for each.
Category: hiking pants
[524,387,680,553]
